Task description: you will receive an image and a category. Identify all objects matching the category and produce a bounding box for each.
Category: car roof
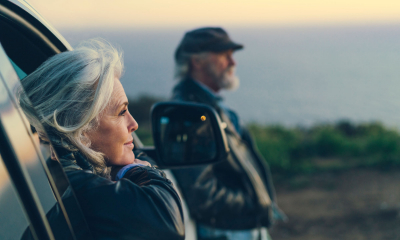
[8,0,72,51]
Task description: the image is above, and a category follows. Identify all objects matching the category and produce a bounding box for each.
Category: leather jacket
[171,78,277,230]
[56,148,185,240]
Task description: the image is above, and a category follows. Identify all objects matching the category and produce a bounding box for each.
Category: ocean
[60,24,400,128]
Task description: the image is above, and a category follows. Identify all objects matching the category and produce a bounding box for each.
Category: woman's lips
[124,140,134,148]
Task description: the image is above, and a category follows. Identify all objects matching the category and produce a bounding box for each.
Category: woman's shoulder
[66,169,113,188]
[64,167,185,240]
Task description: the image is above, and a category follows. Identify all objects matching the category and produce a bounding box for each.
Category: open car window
[0,39,92,239]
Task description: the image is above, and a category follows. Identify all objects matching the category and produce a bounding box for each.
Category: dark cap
[175,27,243,62]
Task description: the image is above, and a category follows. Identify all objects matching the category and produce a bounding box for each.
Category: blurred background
[28,0,400,239]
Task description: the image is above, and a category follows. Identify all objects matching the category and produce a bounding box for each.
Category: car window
[0,44,72,239]
[0,42,94,239]
[0,1,67,75]
[9,58,28,79]
[0,3,96,238]
[1,43,59,211]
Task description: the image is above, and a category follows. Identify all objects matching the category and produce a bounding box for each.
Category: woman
[18,39,185,240]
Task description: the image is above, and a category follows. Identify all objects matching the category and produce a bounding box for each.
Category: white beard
[208,65,240,91]
[217,67,240,91]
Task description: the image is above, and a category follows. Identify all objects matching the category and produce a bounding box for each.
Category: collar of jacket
[53,145,94,173]
[173,77,223,108]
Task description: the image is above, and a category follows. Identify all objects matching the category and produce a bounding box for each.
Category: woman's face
[86,78,138,166]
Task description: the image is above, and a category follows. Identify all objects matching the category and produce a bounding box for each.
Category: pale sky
[28,0,400,29]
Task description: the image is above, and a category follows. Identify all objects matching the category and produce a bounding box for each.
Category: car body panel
[0,1,198,239]
[0,43,56,240]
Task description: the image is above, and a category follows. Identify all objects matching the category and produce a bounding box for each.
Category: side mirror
[149,102,229,168]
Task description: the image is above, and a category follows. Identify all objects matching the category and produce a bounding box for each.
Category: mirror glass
[157,107,217,166]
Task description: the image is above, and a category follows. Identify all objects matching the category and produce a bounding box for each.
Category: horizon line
[56,21,400,32]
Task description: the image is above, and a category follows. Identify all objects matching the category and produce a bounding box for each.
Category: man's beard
[207,65,240,91]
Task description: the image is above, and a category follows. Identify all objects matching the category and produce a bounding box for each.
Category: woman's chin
[126,158,135,165]
[121,156,135,165]
[126,152,136,164]
[110,153,136,166]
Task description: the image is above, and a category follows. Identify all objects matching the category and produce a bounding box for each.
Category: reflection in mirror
[158,107,217,165]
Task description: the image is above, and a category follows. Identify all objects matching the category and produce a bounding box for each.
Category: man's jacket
[171,78,277,230]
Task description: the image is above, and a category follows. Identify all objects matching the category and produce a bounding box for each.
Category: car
[0,1,229,239]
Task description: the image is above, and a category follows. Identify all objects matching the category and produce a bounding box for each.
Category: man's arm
[172,164,261,221]
[240,127,277,202]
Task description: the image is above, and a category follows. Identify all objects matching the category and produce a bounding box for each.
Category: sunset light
[28,0,400,29]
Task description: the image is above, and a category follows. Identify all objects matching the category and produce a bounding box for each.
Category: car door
[0,1,197,239]
[0,51,47,239]
[0,40,94,239]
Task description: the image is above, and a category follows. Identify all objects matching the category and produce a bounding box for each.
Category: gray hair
[174,52,210,80]
[18,39,123,177]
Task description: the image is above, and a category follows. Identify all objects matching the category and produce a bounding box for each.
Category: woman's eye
[120,109,127,116]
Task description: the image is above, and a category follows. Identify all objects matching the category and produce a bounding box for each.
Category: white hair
[18,39,123,177]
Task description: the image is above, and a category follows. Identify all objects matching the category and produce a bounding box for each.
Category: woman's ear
[81,131,93,147]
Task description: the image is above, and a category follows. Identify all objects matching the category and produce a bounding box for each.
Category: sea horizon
[59,24,400,129]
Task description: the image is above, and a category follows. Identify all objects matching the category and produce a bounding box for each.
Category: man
[171,27,285,240]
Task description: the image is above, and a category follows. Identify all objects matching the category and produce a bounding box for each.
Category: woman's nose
[128,112,138,132]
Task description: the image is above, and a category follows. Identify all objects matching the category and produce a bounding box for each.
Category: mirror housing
[149,102,229,168]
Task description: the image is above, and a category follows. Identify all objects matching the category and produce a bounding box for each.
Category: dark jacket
[58,149,185,240]
[171,78,277,230]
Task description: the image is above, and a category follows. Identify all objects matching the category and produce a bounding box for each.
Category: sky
[27,0,400,30]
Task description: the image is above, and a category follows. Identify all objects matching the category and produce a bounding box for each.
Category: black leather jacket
[58,149,185,240]
[171,78,277,230]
